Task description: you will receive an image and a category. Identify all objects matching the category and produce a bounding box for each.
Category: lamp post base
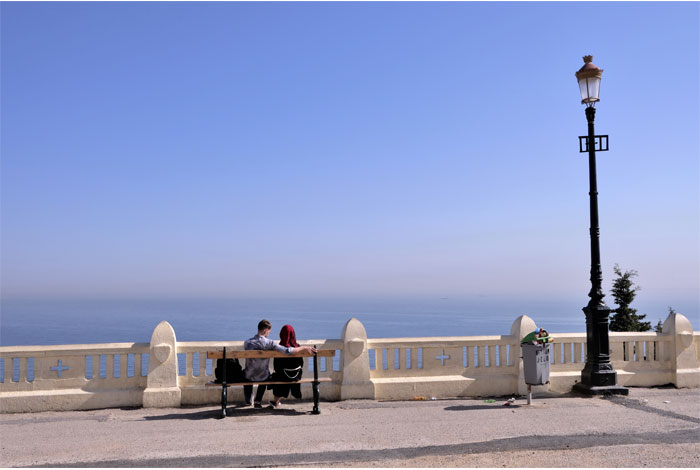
[573,382,628,396]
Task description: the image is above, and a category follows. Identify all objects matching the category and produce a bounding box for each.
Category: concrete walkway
[1,387,699,468]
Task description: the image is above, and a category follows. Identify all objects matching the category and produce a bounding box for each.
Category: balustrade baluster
[563,342,571,364]
[199,352,207,377]
[92,355,100,379]
[119,354,128,378]
[14,358,25,382]
[647,341,653,361]
[135,354,143,377]
[387,348,395,371]
[499,344,506,367]
[105,354,114,378]
[477,346,485,368]
[186,353,193,377]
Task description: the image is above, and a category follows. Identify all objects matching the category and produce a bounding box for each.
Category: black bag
[214,358,245,383]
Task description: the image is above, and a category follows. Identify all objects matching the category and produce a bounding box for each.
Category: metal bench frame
[206,347,334,418]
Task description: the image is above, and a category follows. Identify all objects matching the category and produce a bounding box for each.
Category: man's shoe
[268,400,279,409]
[254,402,263,409]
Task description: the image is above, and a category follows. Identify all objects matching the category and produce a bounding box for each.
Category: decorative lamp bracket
[579,135,609,153]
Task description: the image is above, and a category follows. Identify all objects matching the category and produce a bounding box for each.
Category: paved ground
[1,386,699,468]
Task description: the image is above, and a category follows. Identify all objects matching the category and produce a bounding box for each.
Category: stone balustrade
[1,312,698,413]
[0,342,150,412]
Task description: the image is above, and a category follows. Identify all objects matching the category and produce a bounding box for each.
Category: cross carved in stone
[50,359,70,378]
[435,350,450,366]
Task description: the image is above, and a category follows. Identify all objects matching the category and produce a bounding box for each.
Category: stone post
[143,321,181,408]
[340,318,374,400]
[662,312,700,388]
[510,315,541,396]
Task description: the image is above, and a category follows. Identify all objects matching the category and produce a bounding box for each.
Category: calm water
[1,296,697,347]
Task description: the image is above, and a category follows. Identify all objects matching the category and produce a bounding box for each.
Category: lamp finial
[583,55,594,63]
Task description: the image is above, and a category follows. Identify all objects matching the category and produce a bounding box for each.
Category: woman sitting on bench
[268,324,304,409]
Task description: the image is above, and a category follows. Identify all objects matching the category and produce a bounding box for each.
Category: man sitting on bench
[243,319,316,408]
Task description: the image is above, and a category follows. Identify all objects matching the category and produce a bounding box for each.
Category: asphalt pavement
[1,386,699,467]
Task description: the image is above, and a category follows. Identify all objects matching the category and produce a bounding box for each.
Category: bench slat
[205,377,333,387]
[207,349,335,360]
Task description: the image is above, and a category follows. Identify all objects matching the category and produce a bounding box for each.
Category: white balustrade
[1,313,698,412]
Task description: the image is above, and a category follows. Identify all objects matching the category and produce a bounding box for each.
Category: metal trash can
[521,343,551,386]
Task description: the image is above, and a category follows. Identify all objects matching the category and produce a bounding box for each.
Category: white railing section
[0,343,150,391]
[1,312,698,412]
[367,336,516,378]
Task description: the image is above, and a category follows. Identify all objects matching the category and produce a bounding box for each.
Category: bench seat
[205,378,333,387]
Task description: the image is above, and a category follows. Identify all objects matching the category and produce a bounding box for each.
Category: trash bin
[521,342,551,385]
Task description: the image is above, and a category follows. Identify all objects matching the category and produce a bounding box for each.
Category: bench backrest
[207,349,335,360]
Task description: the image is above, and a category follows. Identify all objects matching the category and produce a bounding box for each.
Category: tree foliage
[609,264,651,332]
[655,306,677,333]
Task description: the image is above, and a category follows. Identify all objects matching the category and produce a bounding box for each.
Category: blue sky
[1,2,698,317]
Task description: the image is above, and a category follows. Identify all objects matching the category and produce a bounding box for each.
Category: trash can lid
[521,328,552,344]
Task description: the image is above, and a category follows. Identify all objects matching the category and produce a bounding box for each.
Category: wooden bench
[206,347,335,418]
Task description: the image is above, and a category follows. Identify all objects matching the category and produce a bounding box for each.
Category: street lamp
[572,55,628,396]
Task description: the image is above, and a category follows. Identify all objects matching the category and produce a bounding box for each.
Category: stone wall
[1,313,698,413]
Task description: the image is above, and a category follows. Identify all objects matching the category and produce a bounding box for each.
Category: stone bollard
[143,321,181,408]
[510,315,544,396]
[340,318,374,400]
[662,312,700,388]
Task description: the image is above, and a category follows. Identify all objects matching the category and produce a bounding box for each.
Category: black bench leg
[221,385,227,418]
[312,347,320,414]
[220,346,227,419]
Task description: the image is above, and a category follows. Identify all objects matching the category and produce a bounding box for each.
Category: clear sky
[1,2,698,315]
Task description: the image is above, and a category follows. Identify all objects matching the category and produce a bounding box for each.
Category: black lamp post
[572,55,628,396]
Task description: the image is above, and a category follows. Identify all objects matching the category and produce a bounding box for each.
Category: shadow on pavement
[226,407,308,417]
[142,409,222,420]
[143,406,308,420]
[444,404,522,411]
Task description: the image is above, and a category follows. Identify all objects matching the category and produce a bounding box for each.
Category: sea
[2,296,698,347]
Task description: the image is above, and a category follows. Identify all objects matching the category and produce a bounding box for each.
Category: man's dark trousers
[244,384,267,404]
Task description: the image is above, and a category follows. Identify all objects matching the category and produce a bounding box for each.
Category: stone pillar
[340,318,374,400]
[510,315,541,395]
[662,312,700,388]
[143,321,181,408]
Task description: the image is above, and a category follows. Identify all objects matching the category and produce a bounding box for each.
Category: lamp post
[572,55,628,396]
